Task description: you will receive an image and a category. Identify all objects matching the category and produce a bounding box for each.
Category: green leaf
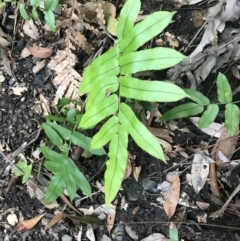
[169,224,179,241]
[46,121,72,140]
[80,94,118,129]
[57,97,82,107]
[42,146,91,200]
[65,172,77,201]
[91,116,119,149]
[71,132,106,155]
[225,103,239,136]
[160,103,204,121]
[184,88,210,105]
[138,101,157,111]
[44,10,56,31]
[44,115,66,122]
[45,173,66,202]
[119,77,188,102]
[120,11,175,54]
[41,123,62,147]
[198,104,219,129]
[119,103,165,162]
[30,0,40,6]
[12,162,32,183]
[86,76,119,111]
[216,72,232,104]
[80,47,120,94]
[119,48,186,74]
[116,0,140,42]
[12,162,25,176]
[105,125,128,204]
[19,3,30,20]
[32,7,39,21]
[69,158,92,197]
[44,0,59,10]
[22,164,32,183]
[41,145,65,162]
[66,108,81,124]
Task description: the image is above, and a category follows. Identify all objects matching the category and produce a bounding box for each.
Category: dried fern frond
[48,49,82,105]
[94,2,105,25]
[68,29,94,53]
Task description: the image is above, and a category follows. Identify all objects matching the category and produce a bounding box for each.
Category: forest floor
[1,0,240,240]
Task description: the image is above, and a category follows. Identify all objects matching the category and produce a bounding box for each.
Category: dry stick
[184,21,207,53]
[213,183,240,219]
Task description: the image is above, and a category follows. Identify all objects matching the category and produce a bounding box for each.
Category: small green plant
[161,72,240,136]
[18,0,58,31]
[40,102,105,202]
[169,223,179,241]
[78,0,189,204]
[12,161,32,184]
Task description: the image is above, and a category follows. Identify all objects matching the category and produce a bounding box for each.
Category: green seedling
[78,0,189,204]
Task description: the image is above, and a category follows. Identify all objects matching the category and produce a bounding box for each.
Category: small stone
[141,179,158,193]
[61,234,72,241]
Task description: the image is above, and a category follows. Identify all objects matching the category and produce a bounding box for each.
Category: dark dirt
[1,0,240,240]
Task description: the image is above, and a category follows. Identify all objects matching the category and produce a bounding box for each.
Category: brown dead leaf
[26,43,53,58]
[23,20,39,40]
[107,203,116,233]
[211,126,239,167]
[16,213,45,232]
[163,172,180,219]
[123,158,132,180]
[60,194,83,216]
[196,201,209,210]
[45,212,66,231]
[133,165,141,182]
[147,127,173,143]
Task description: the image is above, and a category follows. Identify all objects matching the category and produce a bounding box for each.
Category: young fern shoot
[78,0,189,204]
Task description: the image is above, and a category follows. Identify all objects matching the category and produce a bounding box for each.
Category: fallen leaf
[26,43,53,58]
[86,224,95,241]
[160,172,180,219]
[147,127,173,143]
[212,126,239,167]
[125,225,138,240]
[60,194,83,216]
[107,203,116,233]
[133,165,141,182]
[190,118,225,138]
[16,213,45,232]
[45,212,66,231]
[0,36,10,47]
[123,158,132,180]
[141,233,170,241]
[23,19,39,40]
[27,179,59,209]
[196,201,209,210]
[20,47,31,59]
[191,152,210,194]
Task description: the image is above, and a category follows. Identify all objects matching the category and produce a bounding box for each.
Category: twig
[0,129,42,177]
